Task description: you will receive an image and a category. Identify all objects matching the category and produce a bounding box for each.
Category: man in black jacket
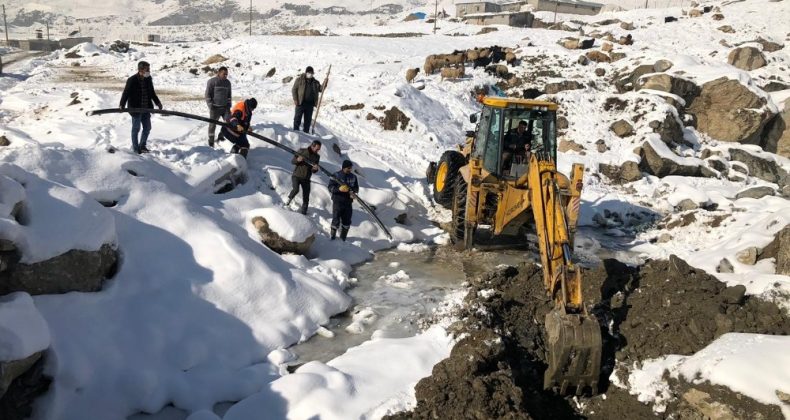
[120,61,163,154]
[291,66,323,132]
[286,140,321,214]
[327,160,359,241]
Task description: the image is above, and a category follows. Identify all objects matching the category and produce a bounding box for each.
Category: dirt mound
[389,256,789,419]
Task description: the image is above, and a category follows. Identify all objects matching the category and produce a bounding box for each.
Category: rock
[717,25,735,33]
[252,216,315,255]
[682,389,737,420]
[585,50,611,63]
[282,76,293,83]
[394,213,407,225]
[639,141,703,178]
[649,111,684,144]
[689,8,703,17]
[620,21,634,30]
[340,103,364,111]
[265,67,276,78]
[721,285,747,305]
[610,119,635,137]
[0,244,118,296]
[558,37,580,49]
[728,148,788,184]
[189,68,198,75]
[762,81,790,92]
[202,54,228,65]
[365,113,377,121]
[544,80,583,94]
[761,226,790,275]
[0,136,9,147]
[757,37,784,52]
[736,247,758,265]
[598,161,642,184]
[735,186,775,200]
[676,199,698,211]
[380,106,410,131]
[609,52,627,61]
[635,74,700,105]
[595,68,606,77]
[595,139,607,153]
[653,59,673,72]
[717,258,734,273]
[764,101,790,158]
[558,140,584,153]
[706,157,728,174]
[727,47,767,71]
[477,27,498,35]
[556,116,569,129]
[688,78,774,145]
[615,64,656,92]
[0,351,43,399]
[64,51,81,59]
[577,54,589,65]
[711,13,724,21]
[657,233,672,243]
[601,42,613,52]
[108,40,129,53]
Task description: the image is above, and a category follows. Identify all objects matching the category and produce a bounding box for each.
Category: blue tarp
[412,12,427,19]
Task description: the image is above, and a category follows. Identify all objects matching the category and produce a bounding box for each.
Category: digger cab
[469,97,558,181]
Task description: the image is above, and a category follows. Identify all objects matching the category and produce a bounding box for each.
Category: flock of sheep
[405,45,519,83]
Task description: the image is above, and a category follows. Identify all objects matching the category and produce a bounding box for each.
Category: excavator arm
[527,154,602,395]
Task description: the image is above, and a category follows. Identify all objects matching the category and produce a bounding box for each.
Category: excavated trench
[386,256,790,420]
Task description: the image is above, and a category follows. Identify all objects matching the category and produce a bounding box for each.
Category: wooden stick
[311,64,331,134]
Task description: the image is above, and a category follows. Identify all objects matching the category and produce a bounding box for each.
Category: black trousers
[293,104,314,132]
[331,199,353,229]
[288,176,311,213]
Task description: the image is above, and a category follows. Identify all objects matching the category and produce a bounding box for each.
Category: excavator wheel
[450,177,475,250]
[543,309,602,395]
[432,150,466,208]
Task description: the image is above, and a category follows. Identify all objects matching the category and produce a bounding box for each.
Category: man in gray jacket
[205,66,232,147]
[291,66,323,133]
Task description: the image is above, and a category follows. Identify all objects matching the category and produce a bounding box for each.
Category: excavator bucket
[543,309,602,395]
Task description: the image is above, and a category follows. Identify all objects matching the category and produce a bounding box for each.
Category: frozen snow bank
[625,333,790,418]
[247,207,316,243]
[0,292,50,361]
[224,325,453,420]
[0,164,116,263]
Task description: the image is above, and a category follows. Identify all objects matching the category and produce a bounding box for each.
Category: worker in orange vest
[220,98,257,158]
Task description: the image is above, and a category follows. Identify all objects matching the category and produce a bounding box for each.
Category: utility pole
[46,20,50,41]
[249,0,252,36]
[2,5,9,45]
[553,0,559,24]
[433,0,438,34]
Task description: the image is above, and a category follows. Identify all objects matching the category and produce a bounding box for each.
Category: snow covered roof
[464,10,530,17]
[553,0,603,8]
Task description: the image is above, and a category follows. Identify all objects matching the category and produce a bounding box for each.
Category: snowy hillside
[1,0,789,418]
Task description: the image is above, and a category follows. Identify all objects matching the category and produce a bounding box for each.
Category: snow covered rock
[649,111,685,144]
[688,78,775,146]
[735,186,776,200]
[0,292,50,400]
[760,225,790,275]
[544,80,583,94]
[250,209,316,255]
[635,74,700,106]
[764,101,790,158]
[727,47,767,71]
[598,161,642,184]
[728,148,788,186]
[638,141,703,178]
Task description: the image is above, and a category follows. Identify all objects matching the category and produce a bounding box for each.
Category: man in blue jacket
[328,160,359,241]
[120,61,163,154]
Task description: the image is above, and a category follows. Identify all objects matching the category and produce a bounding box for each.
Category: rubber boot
[208,136,215,148]
[340,226,349,242]
[231,145,239,154]
[330,227,337,241]
[239,148,248,159]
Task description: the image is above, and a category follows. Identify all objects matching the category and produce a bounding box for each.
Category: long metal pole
[249,0,252,36]
[3,5,9,44]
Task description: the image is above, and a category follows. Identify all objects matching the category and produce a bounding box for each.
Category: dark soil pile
[387,255,790,419]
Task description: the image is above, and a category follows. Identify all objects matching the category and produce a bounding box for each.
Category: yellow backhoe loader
[426,97,602,394]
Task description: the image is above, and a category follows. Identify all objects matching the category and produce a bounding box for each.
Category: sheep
[405,67,419,83]
[466,49,480,62]
[490,49,506,63]
[441,66,465,81]
[485,64,509,78]
[473,56,492,69]
[505,52,517,65]
[478,48,491,58]
[443,54,464,66]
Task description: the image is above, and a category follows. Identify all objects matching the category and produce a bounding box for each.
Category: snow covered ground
[1,0,789,418]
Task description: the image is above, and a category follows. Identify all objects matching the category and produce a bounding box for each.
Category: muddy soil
[387,256,789,419]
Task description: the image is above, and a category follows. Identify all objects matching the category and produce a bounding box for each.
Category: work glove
[339,185,350,193]
[235,125,244,133]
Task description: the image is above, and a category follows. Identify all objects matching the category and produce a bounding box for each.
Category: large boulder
[728,148,788,185]
[688,78,775,145]
[764,100,790,158]
[727,47,767,71]
[760,226,790,275]
[615,64,655,93]
[610,119,634,137]
[251,210,316,255]
[635,74,700,105]
[544,80,584,94]
[649,111,685,144]
[639,141,703,178]
[0,244,118,296]
[599,161,643,184]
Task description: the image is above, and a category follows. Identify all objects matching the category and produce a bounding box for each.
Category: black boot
[231,145,239,154]
[239,148,248,158]
[330,227,337,240]
[340,226,349,241]
[208,136,215,147]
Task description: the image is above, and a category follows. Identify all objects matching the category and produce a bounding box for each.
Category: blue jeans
[131,113,151,152]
